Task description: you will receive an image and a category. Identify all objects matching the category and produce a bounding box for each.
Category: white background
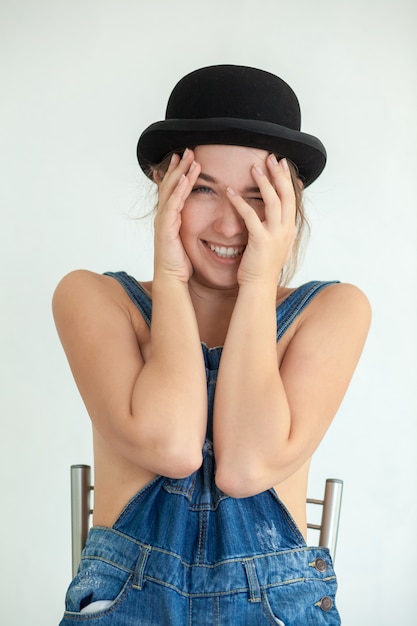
[1,1,416,624]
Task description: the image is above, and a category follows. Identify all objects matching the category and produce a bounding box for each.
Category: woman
[54,65,371,625]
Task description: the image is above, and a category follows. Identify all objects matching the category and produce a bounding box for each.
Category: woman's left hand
[227,154,297,288]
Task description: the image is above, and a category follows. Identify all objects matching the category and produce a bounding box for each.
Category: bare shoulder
[53,269,119,306]
[310,282,371,326]
[52,269,135,322]
[52,269,146,352]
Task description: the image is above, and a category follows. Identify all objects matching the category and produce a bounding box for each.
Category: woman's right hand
[153,149,201,283]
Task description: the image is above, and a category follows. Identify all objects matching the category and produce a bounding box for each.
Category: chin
[191,271,239,292]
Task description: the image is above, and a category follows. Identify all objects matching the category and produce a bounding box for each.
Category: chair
[70,465,343,577]
[306,478,344,559]
[71,465,93,578]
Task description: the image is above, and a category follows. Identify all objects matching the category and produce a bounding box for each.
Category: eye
[245,196,265,209]
[191,185,214,194]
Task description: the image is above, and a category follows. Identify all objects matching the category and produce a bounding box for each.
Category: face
[179,144,270,290]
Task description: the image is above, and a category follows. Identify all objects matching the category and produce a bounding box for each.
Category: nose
[213,196,246,238]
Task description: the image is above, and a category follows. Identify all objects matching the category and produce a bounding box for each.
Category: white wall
[1,1,416,623]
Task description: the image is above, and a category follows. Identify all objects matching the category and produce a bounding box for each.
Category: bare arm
[52,152,208,478]
[214,282,371,496]
[213,156,371,496]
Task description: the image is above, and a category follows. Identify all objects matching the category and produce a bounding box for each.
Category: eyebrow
[197,172,261,194]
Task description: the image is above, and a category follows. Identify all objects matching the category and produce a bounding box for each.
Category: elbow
[136,434,204,479]
[215,466,266,499]
[106,412,207,479]
[215,456,296,499]
[111,421,204,479]
[161,445,203,479]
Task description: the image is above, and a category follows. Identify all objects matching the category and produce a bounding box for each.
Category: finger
[266,155,297,225]
[158,150,199,208]
[165,148,193,176]
[250,163,282,225]
[165,152,180,175]
[226,187,265,238]
[159,149,194,194]
[167,158,201,211]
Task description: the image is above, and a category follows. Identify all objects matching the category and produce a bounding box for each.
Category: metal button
[319,596,333,611]
[314,557,327,572]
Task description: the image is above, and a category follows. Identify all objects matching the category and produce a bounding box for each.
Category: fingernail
[281,158,289,171]
[189,160,197,173]
[170,153,177,165]
[177,174,186,187]
[254,165,264,176]
[182,148,189,160]
[270,154,279,165]
[227,186,236,196]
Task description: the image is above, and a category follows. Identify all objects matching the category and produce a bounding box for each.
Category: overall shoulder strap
[104,274,338,339]
[104,271,152,327]
[276,280,340,341]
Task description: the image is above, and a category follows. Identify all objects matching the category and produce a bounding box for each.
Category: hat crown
[165,65,301,131]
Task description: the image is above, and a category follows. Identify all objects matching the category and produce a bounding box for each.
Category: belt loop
[242,559,261,603]
[132,545,151,590]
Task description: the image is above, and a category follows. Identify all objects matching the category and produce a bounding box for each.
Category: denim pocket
[62,556,133,620]
[260,588,287,625]
[261,581,340,626]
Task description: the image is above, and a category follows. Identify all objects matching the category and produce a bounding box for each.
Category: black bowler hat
[137,64,326,187]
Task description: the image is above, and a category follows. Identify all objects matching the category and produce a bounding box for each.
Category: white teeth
[208,243,244,258]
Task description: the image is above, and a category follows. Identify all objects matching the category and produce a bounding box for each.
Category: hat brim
[137,117,326,187]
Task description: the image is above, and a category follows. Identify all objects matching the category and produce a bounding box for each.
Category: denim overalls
[60,272,341,626]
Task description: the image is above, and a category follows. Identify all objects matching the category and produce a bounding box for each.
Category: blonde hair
[148,149,309,286]
[283,158,309,286]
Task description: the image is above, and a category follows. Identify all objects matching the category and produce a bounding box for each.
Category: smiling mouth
[206,242,246,258]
